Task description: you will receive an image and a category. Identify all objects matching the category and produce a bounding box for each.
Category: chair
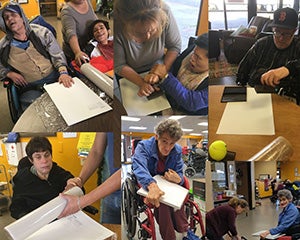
[222,16,270,64]
[122,172,205,240]
[2,15,58,123]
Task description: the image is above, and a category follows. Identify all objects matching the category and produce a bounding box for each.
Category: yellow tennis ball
[209,140,227,161]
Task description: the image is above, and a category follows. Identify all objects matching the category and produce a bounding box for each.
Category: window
[164,0,201,50]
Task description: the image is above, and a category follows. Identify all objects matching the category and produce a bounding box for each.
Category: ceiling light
[129,126,147,130]
[182,128,193,132]
[122,116,141,122]
[190,133,203,136]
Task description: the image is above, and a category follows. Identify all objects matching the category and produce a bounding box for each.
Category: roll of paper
[80,63,113,98]
[5,186,83,240]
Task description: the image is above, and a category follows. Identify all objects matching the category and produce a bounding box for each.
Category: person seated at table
[132,119,199,240]
[114,0,181,97]
[206,197,249,240]
[144,33,208,115]
[9,136,75,219]
[0,2,74,112]
[260,189,300,239]
[236,7,300,105]
[71,19,113,73]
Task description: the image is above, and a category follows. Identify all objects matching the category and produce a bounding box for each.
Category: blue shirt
[270,202,300,235]
[132,136,184,190]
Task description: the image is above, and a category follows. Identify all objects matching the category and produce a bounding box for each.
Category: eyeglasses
[273,31,294,39]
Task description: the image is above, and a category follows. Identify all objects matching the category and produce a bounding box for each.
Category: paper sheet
[80,63,113,98]
[137,175,189,210]
[252,230,285,239]
[44,77,112,126]
[217,88,275,135]
[119,77,171,116]
[5,187,83,240]
[26,211,116,240]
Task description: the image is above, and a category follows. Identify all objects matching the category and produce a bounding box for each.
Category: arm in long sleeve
[132,142,156,190]
[160,73,208,113]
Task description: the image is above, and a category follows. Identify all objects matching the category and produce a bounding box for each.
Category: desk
[102,224,121,240]
[13,73,126,132]
[209,85,300,161]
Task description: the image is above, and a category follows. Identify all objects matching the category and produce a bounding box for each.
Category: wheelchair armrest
[2,77,13,88]
[83,205,99,215]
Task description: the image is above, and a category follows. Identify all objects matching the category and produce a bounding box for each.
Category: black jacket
[236,36,300,102]
[9,162,73,219]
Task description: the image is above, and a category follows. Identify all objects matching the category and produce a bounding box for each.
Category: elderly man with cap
[0,1,74,111]
[144,33,208,115]
[236,7,300,104]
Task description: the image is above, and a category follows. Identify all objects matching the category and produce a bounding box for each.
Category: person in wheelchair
[0,2,74,112]
[260,189,300,239]
[132,118,198,240]
[9,136,76,219]
[71,19,113,73]
[206,197,249,240]
[144,33,208,115]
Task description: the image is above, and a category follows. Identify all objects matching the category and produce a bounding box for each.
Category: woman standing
[114,0,181,97]
[61,0,97,65]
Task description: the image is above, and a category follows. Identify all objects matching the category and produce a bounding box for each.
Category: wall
[254,161,277,180]
[0,133,100,221]
[280,161,300,182]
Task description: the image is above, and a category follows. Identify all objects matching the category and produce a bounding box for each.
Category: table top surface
[12,74,126,132]
[209,85,300,161]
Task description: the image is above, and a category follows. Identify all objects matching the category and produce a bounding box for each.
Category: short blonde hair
[114,0,168,39]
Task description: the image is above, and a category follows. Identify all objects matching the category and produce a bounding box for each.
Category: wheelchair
[122,172,205,240]
[1,15,57,123]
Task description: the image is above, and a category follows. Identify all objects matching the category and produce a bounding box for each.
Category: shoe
[182,229,200,240]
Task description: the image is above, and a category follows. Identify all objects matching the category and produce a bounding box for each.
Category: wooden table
[102,224,121,240]
[209,85,300,161]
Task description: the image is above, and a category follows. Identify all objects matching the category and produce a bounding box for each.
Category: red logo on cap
[278,11,286,22]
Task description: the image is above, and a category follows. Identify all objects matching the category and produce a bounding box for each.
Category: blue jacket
[270,202,300,235]
[132,136,184,190]
[160,73,208,115]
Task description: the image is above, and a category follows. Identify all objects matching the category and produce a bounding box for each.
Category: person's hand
[150,64,168,80]
[6,71,28,87]
[137,82,155,97]
[64,177,82,191]
[231,235,241,240]
[145,182,164,208]
[74,51,89,66]
[164,169,181,184]
[144,73,159,84]
[260,67,289,87]
[58,74,74,88]
[57,194,82,219]
[259,230,270,239]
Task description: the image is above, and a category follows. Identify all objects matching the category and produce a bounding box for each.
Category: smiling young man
[236,7,300,104]
[132,119,198,240]
[260,189,300,239]
[9,137,74,219]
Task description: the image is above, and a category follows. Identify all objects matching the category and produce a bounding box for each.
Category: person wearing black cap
[0,1,74,111]
[144,33,208,115]
[236,7,300,104]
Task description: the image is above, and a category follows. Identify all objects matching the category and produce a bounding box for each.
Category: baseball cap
[2,3,22,16]
[194,33,208,51]
[269,7,298,29]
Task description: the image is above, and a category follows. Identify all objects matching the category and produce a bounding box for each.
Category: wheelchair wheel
[122,178,137,239]
[6,83,21,123]
[185,167,196,178]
